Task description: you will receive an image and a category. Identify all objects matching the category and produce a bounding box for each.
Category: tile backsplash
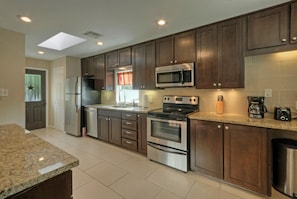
[103,50,297,117]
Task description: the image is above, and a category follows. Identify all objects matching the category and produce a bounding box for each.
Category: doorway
[25,69,46,130]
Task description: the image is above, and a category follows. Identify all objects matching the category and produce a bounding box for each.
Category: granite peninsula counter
[0,124,79,199]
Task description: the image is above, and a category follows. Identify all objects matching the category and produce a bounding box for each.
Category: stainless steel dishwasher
[85,107,98,138]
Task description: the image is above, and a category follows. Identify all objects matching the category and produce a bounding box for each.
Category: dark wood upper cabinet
[196,17,244,89]
[105,51,118,69]
[196,24,218,89]
[190,120,223,179]
[132,41,156,90]
[156,30,195,66]
[81,57,95,76]
[290,2,297,44]
[247,5,289,50]
[105,47,132,69]
[246,2,297,55]
[224,124,270,196]
[218,17,244,88]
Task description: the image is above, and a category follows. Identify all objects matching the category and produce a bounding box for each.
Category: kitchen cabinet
[81,57,95,77]
[224,124,269,195]
[105,47,132,91]
[156,30,195,66]
[190,120,223,179]
[7,171,72,199]
[97,109,122,145]
[137,113,147,154]
[132,41,156,90]
[196,17,244,89]
[246,2,297,55]
[190,120,270,195]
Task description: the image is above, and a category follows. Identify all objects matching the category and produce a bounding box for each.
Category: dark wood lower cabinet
[224,124,270,196]
[8,171,72,199]
[190,120,223,179]
[190,120,270,196]
[137,113,147,154]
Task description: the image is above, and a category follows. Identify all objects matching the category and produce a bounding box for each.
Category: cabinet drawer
[122,119,137,130]
[121,112,137,120]
[98,109,121,118]
[122,129,137,140]
[122,138,137,151]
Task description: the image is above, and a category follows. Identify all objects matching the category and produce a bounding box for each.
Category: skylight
[38,32,86,51]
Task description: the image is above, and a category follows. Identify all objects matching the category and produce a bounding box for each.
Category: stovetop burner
[148,95,199,120]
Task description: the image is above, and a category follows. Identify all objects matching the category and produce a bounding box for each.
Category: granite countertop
[0,124,79,199]
[189,112,297,132]
[85,104,159,113]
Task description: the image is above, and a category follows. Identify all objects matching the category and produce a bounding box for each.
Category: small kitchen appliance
[147,95,199,172]
[274,107,291,121]
[247,96,267,119]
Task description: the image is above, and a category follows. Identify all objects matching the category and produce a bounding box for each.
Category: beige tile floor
[32,128,289,199]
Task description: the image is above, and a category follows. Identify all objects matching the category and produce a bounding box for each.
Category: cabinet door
[247,5,289,50]
[196,25,218,89]
[137,113,147,154]
[156,36,174,66]
[218,17,244,88]
[132,41,156,90]
[109,117,122,146]
[118,47,131,66]
[81,57,95,76]
[190,120,223,179]
[81,58,88,76]
[93,54,105,90]
[97,115,109,141]
[174,30,196,64]
[291,2,297,44]
[224,124,269,195]
[105,51,118,69]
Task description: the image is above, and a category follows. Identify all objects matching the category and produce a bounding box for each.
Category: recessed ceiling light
[97,41,103,46]
[157,19,166,26]
[38,32,86,51]
[17,15,32,23]
[38,51,44,54]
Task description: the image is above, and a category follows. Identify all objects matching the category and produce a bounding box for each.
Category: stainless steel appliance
[85,107,98,138]
[155,63,195,88]
[147,95,199,172]
[247,96,267,119]
[65,77,101,136]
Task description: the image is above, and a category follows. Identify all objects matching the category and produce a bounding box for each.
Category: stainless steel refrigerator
[65,77,101,136]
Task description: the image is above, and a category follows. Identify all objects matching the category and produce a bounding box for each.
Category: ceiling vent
[83,31,103,39]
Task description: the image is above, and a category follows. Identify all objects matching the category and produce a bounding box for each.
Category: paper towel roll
[142,94,148,108]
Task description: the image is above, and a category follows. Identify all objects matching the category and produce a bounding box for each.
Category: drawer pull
[218,125,221,129]
[126,122,132,125]
[125,131,132,134]
[292,37,297,41]
[281,38,287,42]
[225,126,229,130]
[125,114,132,117]
[125,140,132,144]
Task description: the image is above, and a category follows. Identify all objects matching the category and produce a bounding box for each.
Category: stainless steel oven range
[147,95,199,172]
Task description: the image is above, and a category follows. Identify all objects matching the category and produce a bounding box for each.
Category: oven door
[147,116,187,151]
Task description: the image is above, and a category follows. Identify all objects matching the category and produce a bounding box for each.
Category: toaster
[274,107,291,121]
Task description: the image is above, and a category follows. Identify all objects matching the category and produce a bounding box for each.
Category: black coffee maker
[247,96,267,119]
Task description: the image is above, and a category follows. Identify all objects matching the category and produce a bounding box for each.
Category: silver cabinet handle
[170,61,173,64]
[281,38,287,42]
[218,125,221,128]
[125,130,132,134]
[125,114,132,117]
[218,82,221,87]
[174,60,177,63]
[125,140,132,144]
[213,83,217,87]
[225,126,229,130]
[292,37,297,41]
[126,122,132,125]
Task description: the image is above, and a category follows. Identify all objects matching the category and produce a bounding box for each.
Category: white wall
[0,27,25,127]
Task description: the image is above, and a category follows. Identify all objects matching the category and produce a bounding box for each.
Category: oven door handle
[147,142,187,155]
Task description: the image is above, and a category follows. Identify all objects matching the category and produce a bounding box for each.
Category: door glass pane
[151,120,181,142]
[25,74,42,102]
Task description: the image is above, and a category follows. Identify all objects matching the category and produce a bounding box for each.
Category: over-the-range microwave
[155,63,195,88]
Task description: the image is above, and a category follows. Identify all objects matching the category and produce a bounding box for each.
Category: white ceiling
[0,0,291,61]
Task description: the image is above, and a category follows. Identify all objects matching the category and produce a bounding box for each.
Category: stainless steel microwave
[155,63,195,88]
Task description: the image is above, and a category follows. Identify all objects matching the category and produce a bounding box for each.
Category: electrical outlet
[264,89,272,97]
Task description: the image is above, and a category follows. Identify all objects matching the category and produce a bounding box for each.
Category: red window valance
[117,72,132,85]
